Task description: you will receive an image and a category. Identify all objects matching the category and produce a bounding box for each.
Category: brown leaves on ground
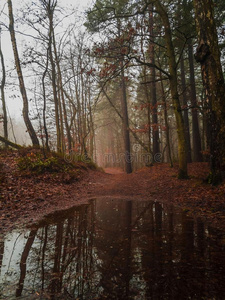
[99,163,225,229]
[0,149,92,234]
[1,149,225,235]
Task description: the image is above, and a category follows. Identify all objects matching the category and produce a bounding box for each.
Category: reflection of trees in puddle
[0,239,4,273]
[1,199,225,299]
[16,229,38,297]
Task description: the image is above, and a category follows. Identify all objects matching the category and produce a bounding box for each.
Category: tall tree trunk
[155,1,188,178]
[53,33,72,152]
[58,84,65,153]
[193,0,225,183]
[142,65,152,156]
[180,53,192,163]
[118,19,132,173]
[88,83,95,159]
[45,0,62,153]
[61,84,72,152]
[121,68,132,174]
[140,18,151,155]
[42,50,50,151]
[146,84,152,155]
[149,5,160,157]
[159,71,173,167]
[8,0,39,146]
[80,65,88,157]
[0,28,8,146]
[187,39,203,162]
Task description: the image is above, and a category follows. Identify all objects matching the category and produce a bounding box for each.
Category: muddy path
[1,159,225,235]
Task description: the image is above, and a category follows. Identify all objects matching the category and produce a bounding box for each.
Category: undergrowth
[16,147,98,175]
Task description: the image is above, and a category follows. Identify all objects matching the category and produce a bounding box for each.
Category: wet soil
[1,151,225,235]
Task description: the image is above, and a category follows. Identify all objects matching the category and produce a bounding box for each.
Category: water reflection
[1,198,225,299]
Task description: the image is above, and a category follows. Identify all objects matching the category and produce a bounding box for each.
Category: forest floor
[1,149,225,235]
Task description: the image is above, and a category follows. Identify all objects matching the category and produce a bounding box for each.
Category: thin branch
[128,55,170,78]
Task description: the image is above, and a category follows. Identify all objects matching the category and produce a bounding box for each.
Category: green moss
[17,150,74,174]
[16,147,100,175]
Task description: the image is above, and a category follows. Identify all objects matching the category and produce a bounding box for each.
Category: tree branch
[0,136,22,149]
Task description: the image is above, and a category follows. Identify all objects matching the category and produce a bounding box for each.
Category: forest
[0,0,224,181]
[1,0,225,299]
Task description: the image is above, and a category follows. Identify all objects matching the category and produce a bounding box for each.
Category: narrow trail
[87,164,206,202]
[88,167,152,199]
[104,168,125,174]
[85,164,225,231]
[1,160,225,234]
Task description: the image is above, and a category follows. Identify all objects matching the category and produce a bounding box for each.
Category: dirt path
[1,157,225,234]
[85,164,225,231]
[104,168,125,174]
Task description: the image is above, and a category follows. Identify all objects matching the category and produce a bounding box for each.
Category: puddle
[1,198,225,299]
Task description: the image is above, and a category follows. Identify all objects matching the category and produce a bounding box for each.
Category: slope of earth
[1,149,225,234]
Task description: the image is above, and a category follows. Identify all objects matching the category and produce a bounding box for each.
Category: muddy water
[1,198,225,299]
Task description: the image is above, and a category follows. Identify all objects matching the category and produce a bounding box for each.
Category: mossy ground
[1,149,225,235]
[15,147,98,177]
[0,147,99,187]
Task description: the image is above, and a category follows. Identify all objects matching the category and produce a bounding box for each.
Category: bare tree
[7,0,39,146]
[0,27,8,146]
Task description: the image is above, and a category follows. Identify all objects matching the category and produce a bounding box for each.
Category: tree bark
[42,49,50,151]
[118,20,132,173]
[87,81,95,159]
[0,29,8,146]
[149,5,160,157]
[45,0,62,153]
[59,72,72,152]
[159,71,173,167]
[193,0,225,183]
[180,53,192,163]
[7,0,39,146]
[121,68,132,174]
[155,1,188,178]
[0,136,22,149]
[187,39,203,162]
